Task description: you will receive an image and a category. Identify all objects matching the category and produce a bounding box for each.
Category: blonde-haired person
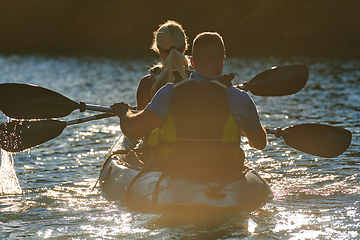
[136,20,192,110]
[121,20,191,151]
[112,32,267,181]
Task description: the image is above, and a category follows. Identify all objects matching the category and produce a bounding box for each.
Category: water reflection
[0,150,22,195]
[0,54,359,239]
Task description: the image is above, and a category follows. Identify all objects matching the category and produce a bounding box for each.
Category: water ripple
[0,54,359,239]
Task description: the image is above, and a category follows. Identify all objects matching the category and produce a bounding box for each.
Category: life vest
[153,78,245,182]
[149,66,194,95]
[141,69,194,163]
[146,68,193,147]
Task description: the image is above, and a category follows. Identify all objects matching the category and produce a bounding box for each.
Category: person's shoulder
[140,73,152,82]
[153,82,174,98]
[138,74,154,87]
[227,85,250,96]
[137,74,154,105]
[150,65,162,75]
[147,82,174,112]
[160,82,175,90]
[227,86,255,104]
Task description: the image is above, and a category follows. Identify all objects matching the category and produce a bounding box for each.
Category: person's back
[159,79,243,182]
[111,32,267,182]
[156,33,244,181]
[123,20,191,150]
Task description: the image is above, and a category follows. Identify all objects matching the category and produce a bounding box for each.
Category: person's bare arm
[242,125,267,150]
[136,75,153,110]
[111,102,164,139]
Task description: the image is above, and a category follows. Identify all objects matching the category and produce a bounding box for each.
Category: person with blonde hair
[136,20,192,110]
[121,20,191,150]
[112,32,267,181]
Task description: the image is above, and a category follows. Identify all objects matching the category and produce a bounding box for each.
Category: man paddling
[111,32,267,181]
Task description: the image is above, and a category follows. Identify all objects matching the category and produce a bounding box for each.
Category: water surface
[0,54,359,239]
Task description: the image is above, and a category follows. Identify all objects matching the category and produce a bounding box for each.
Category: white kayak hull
[99,136,273,212]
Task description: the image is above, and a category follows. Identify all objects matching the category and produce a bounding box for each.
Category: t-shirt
[145,72,262,133]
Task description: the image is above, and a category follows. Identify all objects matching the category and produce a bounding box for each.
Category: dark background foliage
[1,0,359,58]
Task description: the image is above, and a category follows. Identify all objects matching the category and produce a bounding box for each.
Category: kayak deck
[99,136,273,212]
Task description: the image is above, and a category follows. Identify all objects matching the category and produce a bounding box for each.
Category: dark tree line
[0,0,359,58]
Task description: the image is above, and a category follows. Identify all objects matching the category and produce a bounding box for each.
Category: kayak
[99,135,273,212]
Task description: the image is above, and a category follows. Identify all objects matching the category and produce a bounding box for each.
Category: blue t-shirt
[145,72,262,133]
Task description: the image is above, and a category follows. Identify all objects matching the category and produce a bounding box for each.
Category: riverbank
[0,0,360,58]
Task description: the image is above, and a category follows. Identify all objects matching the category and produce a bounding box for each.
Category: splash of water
[0,149,22,195]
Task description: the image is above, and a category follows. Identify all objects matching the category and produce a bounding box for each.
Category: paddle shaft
[68,120,349,158]
[0,115,351,158]
[66,112,115,126]
[0,64,308,119]
[67,109,138,125]
[79,103,113,113]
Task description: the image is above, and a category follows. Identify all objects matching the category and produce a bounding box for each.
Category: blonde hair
[150,20,190,96]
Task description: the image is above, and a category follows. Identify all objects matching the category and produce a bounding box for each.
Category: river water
[0,54,359,239]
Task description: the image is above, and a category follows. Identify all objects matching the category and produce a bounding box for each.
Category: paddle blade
[0,119,67,152]
[279,124,352,158]
[244,64,309,96]
[0,83,80,119]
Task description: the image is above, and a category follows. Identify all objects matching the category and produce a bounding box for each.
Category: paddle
[0,64,308,119]
[0,114,351,158]
[0,83,113,119]
[0,113,114,152]
[236,64,308,96]
[266,124,352,158]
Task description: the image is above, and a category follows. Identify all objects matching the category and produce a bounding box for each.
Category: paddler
[112,32,267,182]
[122,20,192,150]
[136,20,192,110]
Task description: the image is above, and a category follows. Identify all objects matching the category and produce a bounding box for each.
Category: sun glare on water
[0,149,22,195]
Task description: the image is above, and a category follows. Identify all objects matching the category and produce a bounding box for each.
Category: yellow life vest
[150,79,244,181]
[160,78,240,150]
